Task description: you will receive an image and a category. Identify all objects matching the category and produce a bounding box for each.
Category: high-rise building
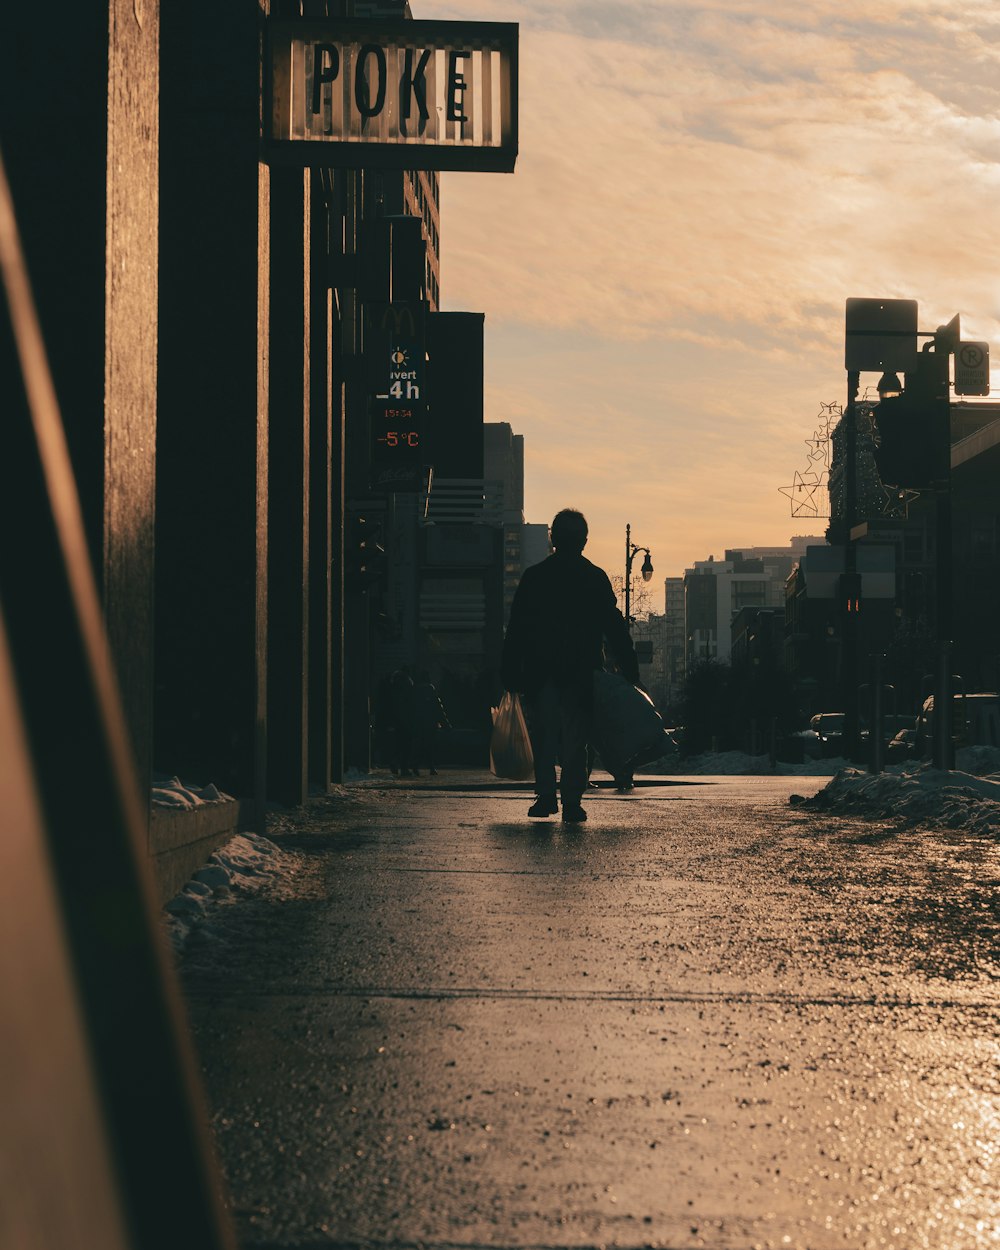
[683,537,822,665]
[485,422,525,624]
[521,524,552,570]
[663,577,686,705]
[483,422,553,621]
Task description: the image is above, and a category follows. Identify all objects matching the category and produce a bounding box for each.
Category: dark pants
[525,680,589,805]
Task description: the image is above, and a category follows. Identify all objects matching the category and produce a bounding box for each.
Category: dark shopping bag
[490,692,534,780]
[592,669,668,766]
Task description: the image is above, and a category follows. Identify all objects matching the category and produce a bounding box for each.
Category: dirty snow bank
[164,831,306,949]
[652,744,1000,833]
[799,746,1000,836]
[152,774,233,809]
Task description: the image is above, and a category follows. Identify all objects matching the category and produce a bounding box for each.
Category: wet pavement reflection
[179,774,1000,1249]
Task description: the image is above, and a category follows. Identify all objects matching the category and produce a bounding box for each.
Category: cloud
[431,5,1000,351]
[415,2,1000,577]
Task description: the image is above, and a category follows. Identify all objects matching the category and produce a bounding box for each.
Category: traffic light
[345,516,386,592]
[840,571,862,616]
[873,352,949,489]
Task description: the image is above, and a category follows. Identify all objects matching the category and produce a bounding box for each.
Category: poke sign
[955,341,990,396]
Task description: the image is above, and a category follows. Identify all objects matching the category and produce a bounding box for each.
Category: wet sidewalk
[177,770,1000,1250]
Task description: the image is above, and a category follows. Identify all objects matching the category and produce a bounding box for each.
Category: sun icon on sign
[391,346,409,366]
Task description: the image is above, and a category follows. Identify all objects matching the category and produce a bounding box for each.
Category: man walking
[501,509,639,823]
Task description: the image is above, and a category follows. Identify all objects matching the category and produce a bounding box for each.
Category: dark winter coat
[500,552,639,696]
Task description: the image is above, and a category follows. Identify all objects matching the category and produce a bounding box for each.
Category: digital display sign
[265,19,518,172]
[367,302,427,492]
[370,400,425,492]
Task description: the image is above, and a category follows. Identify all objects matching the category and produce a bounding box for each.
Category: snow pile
[801,748,1000,836]
[164,832,303,947]
[153,774,233,809]
[650,740,1000,840]
[956,744,1000,776]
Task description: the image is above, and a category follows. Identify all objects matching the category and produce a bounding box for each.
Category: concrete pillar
[342,171,372,773]
[266,168,311,806]
[155,0,269,826]
[1,1,159,819]
[308,179,335,790]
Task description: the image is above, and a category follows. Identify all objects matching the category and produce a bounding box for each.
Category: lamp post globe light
[624,522,653,632]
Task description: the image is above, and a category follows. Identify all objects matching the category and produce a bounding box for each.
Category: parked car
[886,727,918,763]
[809,712,846,757]
[915,692,1000,757]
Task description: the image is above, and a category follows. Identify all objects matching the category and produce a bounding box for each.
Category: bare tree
[612,574,653,622]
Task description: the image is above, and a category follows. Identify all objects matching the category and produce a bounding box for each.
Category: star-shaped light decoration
[778,470,827,517]
[779,403,840,517]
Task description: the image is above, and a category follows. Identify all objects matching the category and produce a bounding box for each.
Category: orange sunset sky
[420,0,1000,588]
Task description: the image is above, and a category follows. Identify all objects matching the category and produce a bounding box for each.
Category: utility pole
[624,522,653,636]
[624,523,632,629]
[929,322,956,770]
[841,370,860,761]
[843,296,920,765]
[861,302,957,770]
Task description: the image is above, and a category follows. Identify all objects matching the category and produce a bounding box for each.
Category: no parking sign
[955,341,990,396]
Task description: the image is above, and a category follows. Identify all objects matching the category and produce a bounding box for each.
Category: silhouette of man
[501,508,639,822]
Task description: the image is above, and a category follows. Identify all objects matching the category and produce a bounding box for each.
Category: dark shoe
[429,768,438,775]
[562,802,587,823]
[528,796,558,818]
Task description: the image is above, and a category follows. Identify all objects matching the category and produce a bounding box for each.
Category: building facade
[683,538,821,667]
[788,397,1000,720]
[3,0,517,881]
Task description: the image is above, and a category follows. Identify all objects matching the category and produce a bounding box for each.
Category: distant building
[663,578,686,708]
[683,537,822,666]
[376,420,551,742]
[484,422,552,624]
[807,396,1000,714]
[484,423,525,625]
[630,614,672,713]
[784,544,896,717]
[731,607,786,669]
[521,523,552,570]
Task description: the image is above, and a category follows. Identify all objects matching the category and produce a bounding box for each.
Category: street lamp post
[842,369,861,761]
[624,523,653,634]
[929,324,955,770]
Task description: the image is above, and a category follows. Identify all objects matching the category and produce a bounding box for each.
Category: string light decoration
[830,401,917,520]
[781,400,917,520]
[779,402,839,517]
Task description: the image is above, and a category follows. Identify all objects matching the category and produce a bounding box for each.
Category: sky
[416,0,1000,588]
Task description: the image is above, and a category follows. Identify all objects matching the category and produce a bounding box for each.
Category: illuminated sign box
[265,19,518,172]
[367,302,427,492]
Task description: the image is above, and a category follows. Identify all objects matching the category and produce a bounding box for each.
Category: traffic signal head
[873,394,937,488]
[840,571,862,615]
[872,352,949,489]
[346,516,386,591]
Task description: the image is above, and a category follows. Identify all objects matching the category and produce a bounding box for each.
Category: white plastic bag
[489,692,534,779]
[592,670,666,766]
